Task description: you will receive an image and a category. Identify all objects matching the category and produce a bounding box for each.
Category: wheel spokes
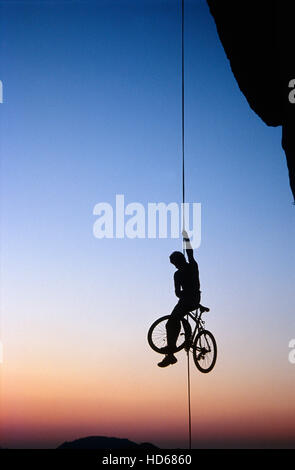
[195,333,214,367]
[150,320,188,351]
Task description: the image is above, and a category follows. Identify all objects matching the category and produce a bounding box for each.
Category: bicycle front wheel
[192,329,217,373]
[147,315,191,354]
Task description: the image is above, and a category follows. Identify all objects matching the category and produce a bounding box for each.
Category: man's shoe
[157,355,177,368]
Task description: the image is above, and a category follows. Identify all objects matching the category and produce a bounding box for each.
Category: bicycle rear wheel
[192,329,217,373]
[147,315,191,354]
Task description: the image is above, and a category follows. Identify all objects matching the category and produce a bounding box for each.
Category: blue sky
[1,0,294,448]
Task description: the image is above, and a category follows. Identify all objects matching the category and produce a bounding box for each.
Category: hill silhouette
[58,436,158,450]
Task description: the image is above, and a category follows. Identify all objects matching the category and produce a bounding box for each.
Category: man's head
[169,251,186,269]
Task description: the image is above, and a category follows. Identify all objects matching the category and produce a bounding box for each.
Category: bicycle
[147,305,217,373]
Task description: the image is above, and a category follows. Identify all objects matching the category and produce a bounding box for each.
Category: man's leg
[158,302,186,368]
[166,303,185,353]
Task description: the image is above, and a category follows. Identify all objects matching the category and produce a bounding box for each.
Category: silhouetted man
[158,230,201,368]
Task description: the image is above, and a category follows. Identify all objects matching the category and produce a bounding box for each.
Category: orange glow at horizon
[2,345,295,448]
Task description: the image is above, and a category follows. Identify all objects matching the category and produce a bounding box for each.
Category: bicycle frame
[185,309,206,347]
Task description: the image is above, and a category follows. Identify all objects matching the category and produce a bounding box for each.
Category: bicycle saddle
[199,304,210,313]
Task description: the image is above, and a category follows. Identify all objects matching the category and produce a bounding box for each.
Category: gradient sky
[0,0,294,449]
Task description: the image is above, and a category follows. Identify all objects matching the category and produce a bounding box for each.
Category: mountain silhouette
[57,436,158,450]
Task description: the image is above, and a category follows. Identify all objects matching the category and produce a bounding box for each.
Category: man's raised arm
[182,230,195,263]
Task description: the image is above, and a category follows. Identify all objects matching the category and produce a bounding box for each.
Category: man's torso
[175,260,200,300]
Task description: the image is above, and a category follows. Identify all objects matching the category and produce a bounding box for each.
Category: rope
[182,0,185,228]
[181,0,192,451]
